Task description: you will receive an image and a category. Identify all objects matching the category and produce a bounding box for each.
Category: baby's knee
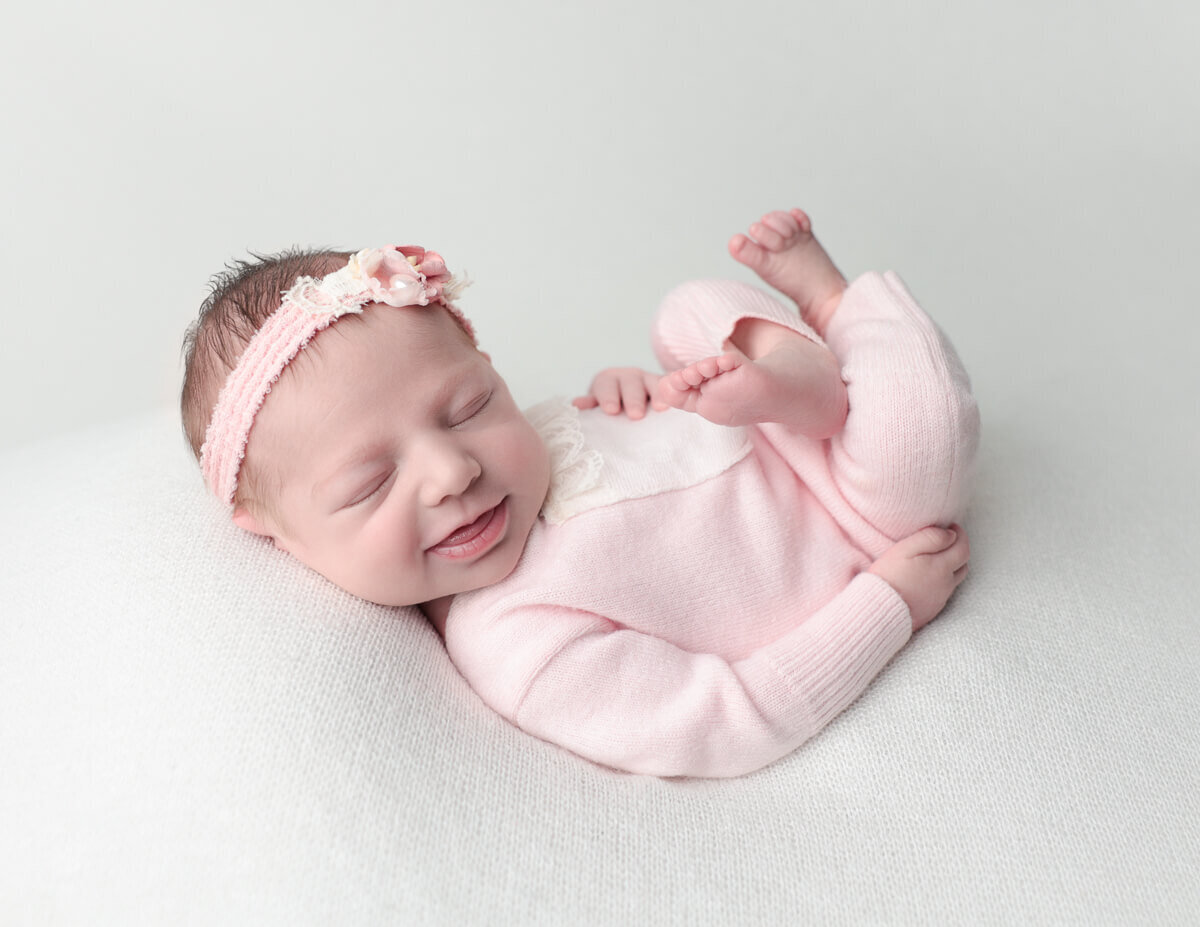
[659,278,797,322]
[890,394,980,535]
[837,380,980,541]
[653,279,797,369]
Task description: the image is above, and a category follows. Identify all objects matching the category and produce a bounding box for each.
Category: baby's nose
[417,437,482,507]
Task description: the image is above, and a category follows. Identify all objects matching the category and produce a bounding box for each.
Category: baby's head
[181,246,551,609]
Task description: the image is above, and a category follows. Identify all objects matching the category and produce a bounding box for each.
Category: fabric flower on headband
[286,245,465,319]
[350,245,454,307]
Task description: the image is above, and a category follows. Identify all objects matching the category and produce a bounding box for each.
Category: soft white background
[2,0,1196,452]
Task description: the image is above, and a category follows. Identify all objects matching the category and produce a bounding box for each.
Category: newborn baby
[181,208,979,777]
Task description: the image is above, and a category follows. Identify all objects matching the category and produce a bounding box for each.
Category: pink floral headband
[200,245,473,506]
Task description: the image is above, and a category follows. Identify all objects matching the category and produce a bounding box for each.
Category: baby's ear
[232,505,273,540]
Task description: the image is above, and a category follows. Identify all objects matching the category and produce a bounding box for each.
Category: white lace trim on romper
[524,397,754,526]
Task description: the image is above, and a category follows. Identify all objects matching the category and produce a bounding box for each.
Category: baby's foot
[654,352,746,426]
[728,208,847,336]
[654,328,847,437]
[868,525,971,632]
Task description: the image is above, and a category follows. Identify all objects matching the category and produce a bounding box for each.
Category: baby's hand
[573,367,667,420]
[868,525,970,632]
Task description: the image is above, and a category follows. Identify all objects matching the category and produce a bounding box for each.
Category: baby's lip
[428,501,503,552]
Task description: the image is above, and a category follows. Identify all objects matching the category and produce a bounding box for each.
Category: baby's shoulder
[525,397,753,525]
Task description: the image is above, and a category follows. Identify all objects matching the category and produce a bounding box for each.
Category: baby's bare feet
[728,208,847,336]
[868,526,970,632]
[654,324,847,436]
[654,351,749,426]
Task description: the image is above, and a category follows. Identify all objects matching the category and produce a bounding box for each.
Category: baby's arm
[448,571,913,778]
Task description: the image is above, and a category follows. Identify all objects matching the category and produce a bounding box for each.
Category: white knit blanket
[2,409,1198,925]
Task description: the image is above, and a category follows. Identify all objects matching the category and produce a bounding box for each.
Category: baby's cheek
[314,523,392,598]
[485,422,532,468]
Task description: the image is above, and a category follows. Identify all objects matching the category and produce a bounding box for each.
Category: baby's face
[239,305,550,608]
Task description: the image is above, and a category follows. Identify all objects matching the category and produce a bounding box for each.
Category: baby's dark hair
[180,248,351,508]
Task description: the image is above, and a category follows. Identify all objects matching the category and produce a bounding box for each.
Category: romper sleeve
[650,278,823,372]
[447,572,911,778]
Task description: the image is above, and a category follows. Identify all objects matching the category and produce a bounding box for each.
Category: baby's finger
[948,524,971,568]
[619,370,649,419]
[591,375,623,414]
[641,371,665,410]
[572,395,599,410]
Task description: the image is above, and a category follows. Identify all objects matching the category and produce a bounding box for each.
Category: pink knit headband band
[199,245,472,506]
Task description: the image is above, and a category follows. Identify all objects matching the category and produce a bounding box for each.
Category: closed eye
[451,390,492,428]
[344,469,394,508]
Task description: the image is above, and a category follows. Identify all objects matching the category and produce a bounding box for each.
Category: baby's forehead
[260,307,484,445]
[275,307,465,391]
[309,302,470,357]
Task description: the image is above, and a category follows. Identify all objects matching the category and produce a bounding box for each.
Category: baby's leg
[722,210,978,540]
[819,272,980,540]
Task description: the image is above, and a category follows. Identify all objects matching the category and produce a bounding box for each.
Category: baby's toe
[761,210,800,240]
[788,208,813,234]
[729,233,767,270]
[654,378,691,411]
[667,369,693,391]
[749,221,785,251]
[679,364,708,388]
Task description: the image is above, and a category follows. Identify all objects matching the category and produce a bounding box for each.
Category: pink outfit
[445,272,980,778]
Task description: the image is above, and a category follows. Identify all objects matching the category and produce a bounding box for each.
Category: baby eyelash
[452,391,493,427]
[349,471,394,508]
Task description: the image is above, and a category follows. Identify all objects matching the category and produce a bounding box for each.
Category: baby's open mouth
[428,500,508,559]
